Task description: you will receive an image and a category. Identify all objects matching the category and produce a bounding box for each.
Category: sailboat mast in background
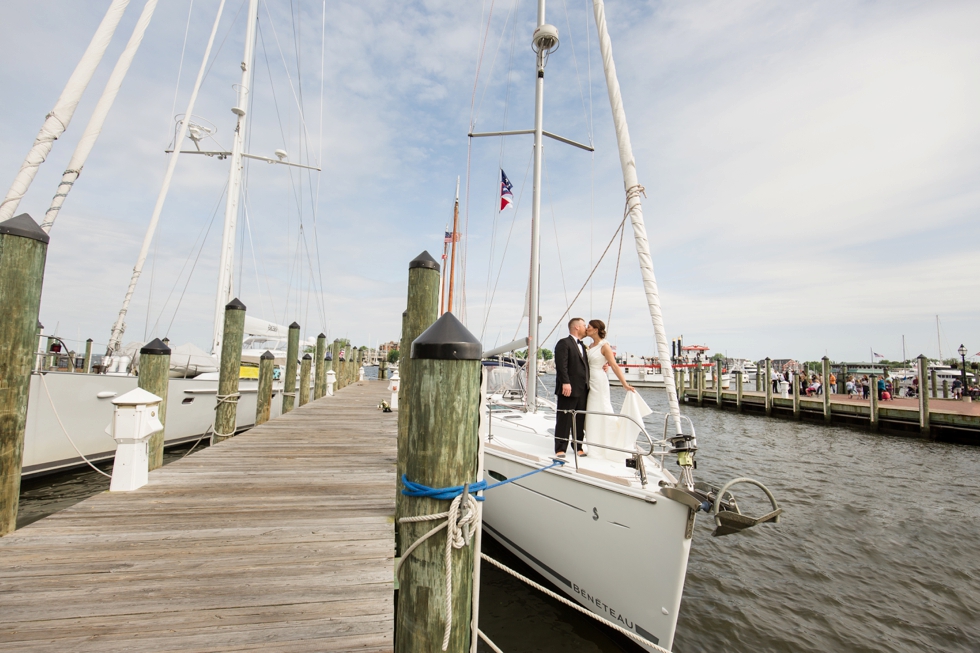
[447,177,461,314]
[212,0,260,355]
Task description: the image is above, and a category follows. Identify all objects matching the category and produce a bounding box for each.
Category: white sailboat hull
[22,372,284,478]
[482,429,692,651]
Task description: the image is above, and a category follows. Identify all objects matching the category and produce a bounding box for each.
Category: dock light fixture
[959,344,968,394]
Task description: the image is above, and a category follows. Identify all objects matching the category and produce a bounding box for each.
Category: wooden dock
[683,387,980,443]
[0,380,396,652]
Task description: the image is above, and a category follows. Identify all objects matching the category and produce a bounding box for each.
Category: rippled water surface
[19,375,980,652]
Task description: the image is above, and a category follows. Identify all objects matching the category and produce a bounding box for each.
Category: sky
[1,0,978,364]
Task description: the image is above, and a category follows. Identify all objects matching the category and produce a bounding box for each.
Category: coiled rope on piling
[211,392,240,439]
[397,459,567,650]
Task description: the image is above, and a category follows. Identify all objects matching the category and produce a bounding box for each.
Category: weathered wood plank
[0,380,396,652]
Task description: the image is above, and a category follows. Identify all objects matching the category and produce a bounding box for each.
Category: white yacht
[470,3,780,650]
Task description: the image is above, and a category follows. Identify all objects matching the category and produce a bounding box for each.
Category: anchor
[707,477,782,537]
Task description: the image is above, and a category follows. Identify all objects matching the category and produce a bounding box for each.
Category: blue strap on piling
[401,458,567,501]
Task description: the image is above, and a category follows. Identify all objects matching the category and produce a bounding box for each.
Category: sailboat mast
[936,315,942,362]
[591,0,684,438]
[447,177,461,314]
[212,0,260,355]
[440,223,449,315]
[525,0,552,413]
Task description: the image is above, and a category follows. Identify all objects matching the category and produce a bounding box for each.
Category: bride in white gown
[584,320,635,461]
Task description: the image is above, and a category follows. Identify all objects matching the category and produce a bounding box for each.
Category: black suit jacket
[554,335,590,397]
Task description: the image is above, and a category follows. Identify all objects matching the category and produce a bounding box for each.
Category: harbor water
[18,375,980,652]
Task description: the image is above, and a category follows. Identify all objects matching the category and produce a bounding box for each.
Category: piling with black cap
[256,351,275,425]
[299,353,312,406]
[139,338,171,470]
[715,359,723,407]
[869,372,879,432]
[396,253,440,545]
[283,322,300,414]
[918,355,931,437]
[82,338,93,374]
[395,312,482,653]
[214,298,246,444]
[821,357,831,422]
[765,358,773,417]
[0,214,49,535]
[314,333,327,399]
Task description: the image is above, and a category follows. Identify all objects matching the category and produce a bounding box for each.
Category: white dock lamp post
[326,369,336,396]
[105,388,164,492]
[959,344,968,396]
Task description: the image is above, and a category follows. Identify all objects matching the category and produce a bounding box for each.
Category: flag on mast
[500,169,514,210]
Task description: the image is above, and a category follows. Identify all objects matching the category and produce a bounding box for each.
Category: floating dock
[0,381,396,652]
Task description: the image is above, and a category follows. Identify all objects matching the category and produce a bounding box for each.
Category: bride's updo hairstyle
[589,319,607,339]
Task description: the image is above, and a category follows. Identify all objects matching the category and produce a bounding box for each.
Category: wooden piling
[942,379,949,399]
[918,355,931,438]
[677,368,685,398]
[314,333,327,400]
[138,338,171,471]
[931,369,937,399]
[756,361,763,392]
[838,364,847,395]
[396,253,441,543]
[396,312,481,653]
[869,372,879,431]
[282,322,300,414]
[299,353,312,406]
[792,370,801,419]
[764,358,773,416]
[379,359,387,380]
[822,357,831,423]
[735,370,743,412]
[82,338,93,374]
[213,298,246,444]
[715,359,723,407]
[696,362,703,406]
[256,351,275,426]
[0,214,49,536]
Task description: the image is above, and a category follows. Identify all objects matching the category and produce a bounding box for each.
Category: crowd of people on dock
[767,369,980,400]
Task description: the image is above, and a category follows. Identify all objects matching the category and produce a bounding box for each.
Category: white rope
[478,629,505,653]
[38,374,112,478]
[481,553,673,653]
[211,392,241,439]
[397,490,480,651]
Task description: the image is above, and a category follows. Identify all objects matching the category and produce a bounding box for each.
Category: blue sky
[1,0,978,363]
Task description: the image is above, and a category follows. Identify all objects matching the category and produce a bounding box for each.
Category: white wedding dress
[585,340,619,461]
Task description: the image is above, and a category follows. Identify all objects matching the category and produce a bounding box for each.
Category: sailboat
[5,0,324,477]
[471,2,780,649]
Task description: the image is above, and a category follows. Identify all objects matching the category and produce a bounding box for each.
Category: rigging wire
[607,214,626,329]
[202,0,248,83]
[163,188,226,338]
[543,157,570,308]
[540,212,630,347]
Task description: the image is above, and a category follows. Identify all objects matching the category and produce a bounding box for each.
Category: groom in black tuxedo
[554,317,590,455]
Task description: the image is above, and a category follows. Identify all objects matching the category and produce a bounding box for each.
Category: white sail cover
[0,0,131,222]
[41,0,159,233]
[592,0,683,437]
[243,316,290,339]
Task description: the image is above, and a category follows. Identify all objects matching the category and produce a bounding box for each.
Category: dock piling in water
[396,252,440,541]
[213,298,246,444]
[283,322,300,413]
[138,338,171,470]
[314,333,327,400]
[715,359,723,407]
[82,338,93,374]
[396,312,482,653]
[0,214,49,536]
[918,354,931,438]
[299,353,312,406]
[256,351,275,426]
[822,357,831,423]
[764,358,773,416]
[870,373,879,431]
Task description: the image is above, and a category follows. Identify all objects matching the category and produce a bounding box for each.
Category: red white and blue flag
[500,169,514,210]
[444,230,454,244]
